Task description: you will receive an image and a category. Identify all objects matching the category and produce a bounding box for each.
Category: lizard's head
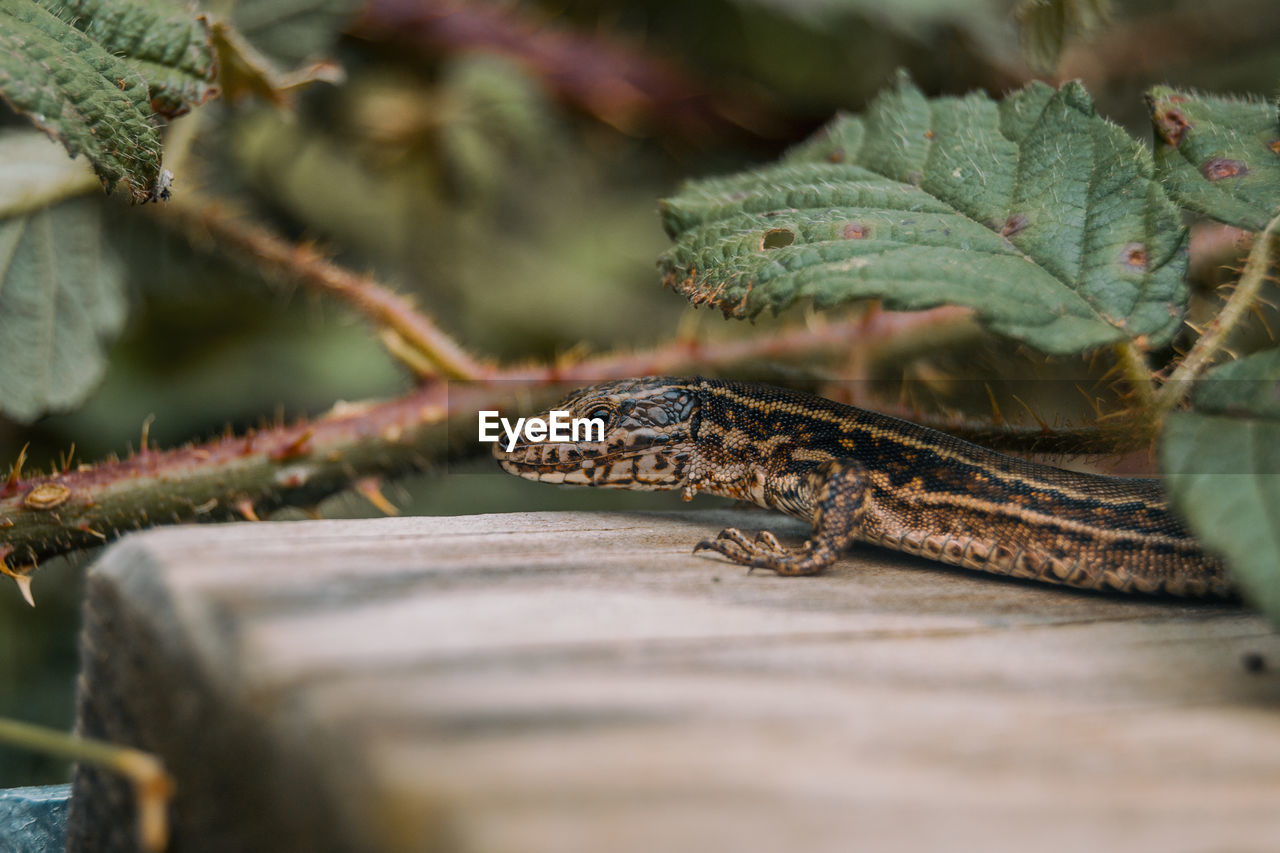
[493,377,699,490]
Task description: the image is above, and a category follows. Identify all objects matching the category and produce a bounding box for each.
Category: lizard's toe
[753,530,784,554]
[695,527,775,562]
[694,536,749,562]
[716,528,754,547]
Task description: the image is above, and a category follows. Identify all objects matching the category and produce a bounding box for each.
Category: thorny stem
[0,309,1134,599]
[1155,212,1280,415]
[0,718,173,852]
[155,198,487,380]
[1112,341,1157,411]
[0,317,869,591]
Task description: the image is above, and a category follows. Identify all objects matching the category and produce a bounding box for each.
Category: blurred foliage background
[3,0,1280,785]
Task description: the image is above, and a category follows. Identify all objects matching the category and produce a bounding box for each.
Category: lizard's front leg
[693,460,869,576]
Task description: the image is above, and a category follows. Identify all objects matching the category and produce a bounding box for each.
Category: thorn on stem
[355,477,399,516]
[984,385,1004,426]
[78,524,108,540]
[233,499,260,522]
[1,559,35,607]
[3,444,29,496]
[139,414,156,454]
[271,428,314,461]
[14,574,34,607]
[1012,394,1051,432]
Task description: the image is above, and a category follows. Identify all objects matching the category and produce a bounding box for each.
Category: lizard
[492,376,1232,597]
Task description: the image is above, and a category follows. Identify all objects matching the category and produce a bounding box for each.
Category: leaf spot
[842,223,869,239]
[1120,242,1148,271]
[761,228,796,250]
[1201,157,1248,181]
[1001,214,1029,237]
[1152,107,1191,146]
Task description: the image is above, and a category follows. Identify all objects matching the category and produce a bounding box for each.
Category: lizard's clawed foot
[693,527,831,576]
[694,527,786,560]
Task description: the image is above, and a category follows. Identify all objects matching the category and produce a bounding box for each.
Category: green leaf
[1161,348,1280,623]
[0,132,125,422]
[54,0,218,118]
[206,0,353,106]
[0,128,99,217]
[0,0,216,202]
[1147,86,1280,232]
[659,73,1187,355]
[0,199,125,422]
[440,55,554,201]
[1014,0,1112,73]
[232,0,360,67]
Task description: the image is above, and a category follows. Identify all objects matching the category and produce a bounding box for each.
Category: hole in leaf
[761,228,795,250]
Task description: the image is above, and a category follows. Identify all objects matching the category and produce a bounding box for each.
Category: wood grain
[66,510,1280,852]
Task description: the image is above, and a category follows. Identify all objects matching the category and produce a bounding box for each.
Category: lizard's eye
[587,407,611,425]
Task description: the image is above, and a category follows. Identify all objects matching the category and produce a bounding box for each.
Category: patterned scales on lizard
[493,377,1231,597]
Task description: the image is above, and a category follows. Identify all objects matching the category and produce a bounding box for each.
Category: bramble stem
[0,311,1143,594]
[156,198,487,380]
[0,317,870,586]
[1156,212,1280,415]
[1112,341,1157,410]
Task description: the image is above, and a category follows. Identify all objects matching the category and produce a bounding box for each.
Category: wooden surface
[68,509,1280,853]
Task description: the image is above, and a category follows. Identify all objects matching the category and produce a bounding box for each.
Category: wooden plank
[66,510,1280,852]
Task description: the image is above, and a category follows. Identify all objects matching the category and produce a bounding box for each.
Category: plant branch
[1112,341,1157,410]
[0,305,1145,599]
[155,197,487,380]
[1156,212,1280,415]
[0,717,173,852]
[0,316,867,593]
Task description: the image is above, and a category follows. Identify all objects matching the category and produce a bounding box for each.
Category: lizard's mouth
[494,431,690,490]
